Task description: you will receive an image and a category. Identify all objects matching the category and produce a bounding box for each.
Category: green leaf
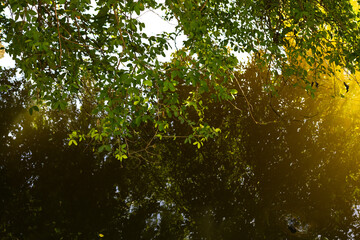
[69,140,78,146]
[32,105,39,112]
[59,101,67,110]
[144,80,153,87]
[135,116,142,126]
[134,4,140,15]
[29,104,40,115]
[27,10,37,15]
[115,154,128,162]
[168,82,176,92]
[0,85,11,92]
[98,145,105,153]
[171,71,178,79]
[230,89,238,95]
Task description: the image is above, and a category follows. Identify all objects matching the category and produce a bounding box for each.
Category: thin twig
[60,35,100,49]
[113,8,127,51]
[229,69,277,125]
[200,0,208,11]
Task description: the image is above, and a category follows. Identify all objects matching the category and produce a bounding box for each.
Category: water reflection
[154,59,360,239]
[1,59,360,239]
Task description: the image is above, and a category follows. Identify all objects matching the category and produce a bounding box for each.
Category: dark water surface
[1,64,360,240]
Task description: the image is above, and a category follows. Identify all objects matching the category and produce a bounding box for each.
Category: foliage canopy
[1,0,360,156]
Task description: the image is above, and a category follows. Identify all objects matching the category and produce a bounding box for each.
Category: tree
[3,52,360,239]
[150,56,360,239]
[0,68,188,239]
[1,0,360,158]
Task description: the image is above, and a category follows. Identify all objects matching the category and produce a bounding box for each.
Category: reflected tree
[0,68,187,239]
[2,54,360,239]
